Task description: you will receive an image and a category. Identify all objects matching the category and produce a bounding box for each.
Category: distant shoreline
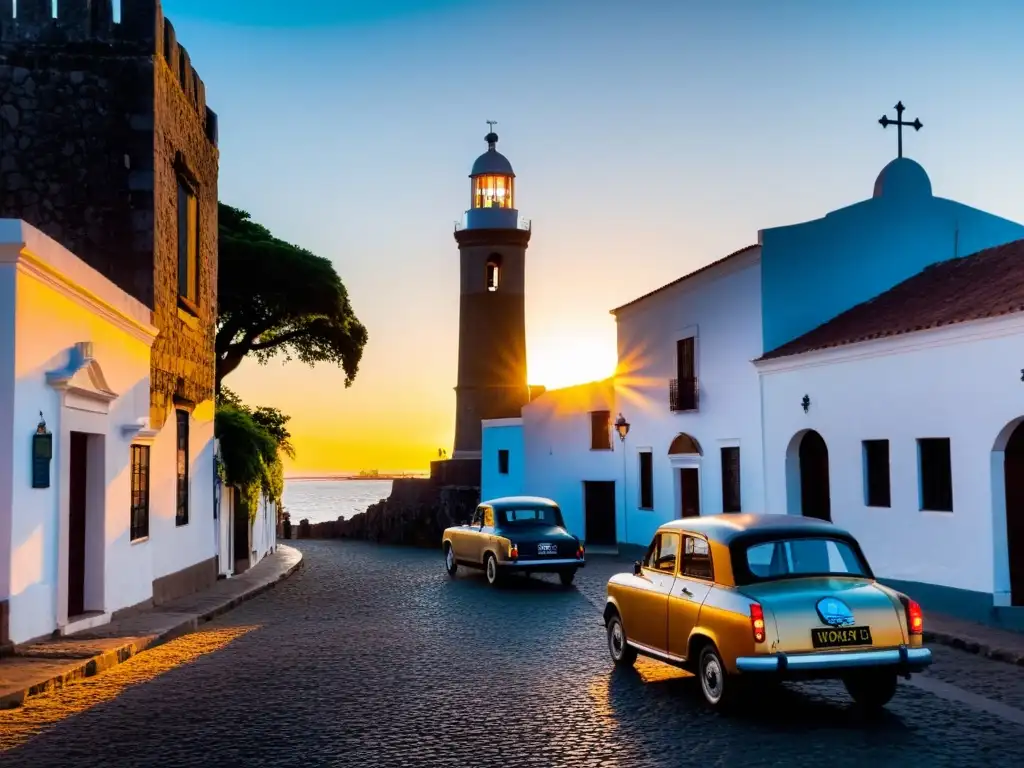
[285,475,427,482]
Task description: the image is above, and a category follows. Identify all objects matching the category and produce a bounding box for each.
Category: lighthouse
[451,125,532,459]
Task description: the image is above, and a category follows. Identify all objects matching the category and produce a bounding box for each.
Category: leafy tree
[215,388,293,522]
[216,204,369,390]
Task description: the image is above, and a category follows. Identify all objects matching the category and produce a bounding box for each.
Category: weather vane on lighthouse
[878,101,922,159]
[486,120,497,132]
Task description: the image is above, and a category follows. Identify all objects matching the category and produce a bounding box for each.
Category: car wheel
[843,671,898,710]
[484,554,503,587]
[606,613,638,667]
[559,568,577,587]
[444,543,457,578]
[698,644,739,712]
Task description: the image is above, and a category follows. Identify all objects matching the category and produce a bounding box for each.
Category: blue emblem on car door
[816,597,855,627]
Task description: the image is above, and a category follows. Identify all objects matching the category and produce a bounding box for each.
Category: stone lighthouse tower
[452,125,532,459]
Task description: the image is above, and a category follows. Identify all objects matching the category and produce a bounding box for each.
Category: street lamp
[613,413,630,546]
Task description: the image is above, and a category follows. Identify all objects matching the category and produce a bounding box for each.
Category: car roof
[483,496,559,511]
[658,513,854,545]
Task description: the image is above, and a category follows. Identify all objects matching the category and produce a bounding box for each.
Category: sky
[155,0,1024,475]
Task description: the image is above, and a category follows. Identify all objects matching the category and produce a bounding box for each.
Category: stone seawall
[297,478,479,548]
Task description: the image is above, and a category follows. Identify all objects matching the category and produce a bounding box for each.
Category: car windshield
[738,536,869,583]
[499,507,563,527]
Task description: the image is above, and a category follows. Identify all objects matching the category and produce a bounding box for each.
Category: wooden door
[233,488,250,574]
[679,468,700,518]
[1005,424,1024,605]
[583,481,617,546]
[68,432,88,618]
[799,431,831,521]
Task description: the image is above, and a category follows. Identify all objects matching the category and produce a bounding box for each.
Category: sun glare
[529,334,617,391]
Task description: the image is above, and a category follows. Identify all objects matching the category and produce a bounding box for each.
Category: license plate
[811,626,873,649]
[537,543,556,555]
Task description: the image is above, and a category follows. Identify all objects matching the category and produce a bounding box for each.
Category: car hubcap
[610,622,624,658]
[445,548,454,569]
[487,559,495,582]
[702,656,723,703]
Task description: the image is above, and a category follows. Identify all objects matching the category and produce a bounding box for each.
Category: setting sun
[528,330,617,391]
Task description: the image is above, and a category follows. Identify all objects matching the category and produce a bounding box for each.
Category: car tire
[843,671,898,710]
[484,553,503,587]
[697,644,739,712]
[606,613,637,667]
[559,568,577,587]
[444,543,458,578]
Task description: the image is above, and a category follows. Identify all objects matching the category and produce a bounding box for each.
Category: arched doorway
[1005,423,1024,605]
[668,433,702,518]
[798,430,831,521]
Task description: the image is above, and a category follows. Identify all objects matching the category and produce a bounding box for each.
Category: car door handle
[681,587,693,597]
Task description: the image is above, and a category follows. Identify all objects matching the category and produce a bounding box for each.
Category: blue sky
[154,0,1024,470]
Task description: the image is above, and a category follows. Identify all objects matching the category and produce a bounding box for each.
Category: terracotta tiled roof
[610,244,760,315]
[759,237,1024,361]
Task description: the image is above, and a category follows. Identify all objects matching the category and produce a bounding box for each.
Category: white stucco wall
[612,248,765,548]
[1,220,158,643]
[481,418,525,501]
[520,380,618,540]
[758,314,1024,602]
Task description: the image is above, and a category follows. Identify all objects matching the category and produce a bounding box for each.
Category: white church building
[482,149,1024,626]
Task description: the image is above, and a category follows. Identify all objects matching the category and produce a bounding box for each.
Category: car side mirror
[633,560,642,576]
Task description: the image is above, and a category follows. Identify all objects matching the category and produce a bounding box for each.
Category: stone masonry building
[0,0,219,429]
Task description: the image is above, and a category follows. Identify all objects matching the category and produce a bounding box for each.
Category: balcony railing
[453,217,532,232]
[669,377,699,412]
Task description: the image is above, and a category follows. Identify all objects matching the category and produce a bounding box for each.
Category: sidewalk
[0,545,303,709]
[925,613,1024,666]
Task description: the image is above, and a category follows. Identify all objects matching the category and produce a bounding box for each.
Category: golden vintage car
[604,514,932,711]
[442,496,586,587]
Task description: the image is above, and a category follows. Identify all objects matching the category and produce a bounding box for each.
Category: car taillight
[576,543,585,559]
[509,543,518,560]
[750,603,766,643]
[900,596,923,635]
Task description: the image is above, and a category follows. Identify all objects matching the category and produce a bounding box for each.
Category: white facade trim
[481,417,523,428]
[755,312,1024,374]
[0,224,158,345]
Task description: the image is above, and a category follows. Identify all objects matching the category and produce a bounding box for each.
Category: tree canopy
[215,387,292,521]
[216,204,368,389]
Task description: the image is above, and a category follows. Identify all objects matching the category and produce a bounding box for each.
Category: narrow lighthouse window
[486,261,500,291]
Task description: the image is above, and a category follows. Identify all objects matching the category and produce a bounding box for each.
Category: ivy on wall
[215,387,293,523]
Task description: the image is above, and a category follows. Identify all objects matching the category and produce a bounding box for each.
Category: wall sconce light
[32,411,53,489]
[801,395,811,413]
[614,413,631,442]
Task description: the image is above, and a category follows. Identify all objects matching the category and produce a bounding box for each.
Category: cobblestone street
[2,540,1023,767]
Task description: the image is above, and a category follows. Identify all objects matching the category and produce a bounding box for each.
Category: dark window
[177,177,199,305]
[919,438,953,512]
[671,337,697,411]
[863,440,891,508]
[497,449,509,475]
[590,410,611,450]
[471,506,484,526]
[739,536,869,584]
[176,410,190,526]
[638,451,654,510]
[130,445,150,541]
[721,446,741,512]
[643,532,679,573]
[681,536,714,580]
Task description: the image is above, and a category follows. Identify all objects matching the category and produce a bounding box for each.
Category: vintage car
[604,514,933,712]
[442,496,585,587]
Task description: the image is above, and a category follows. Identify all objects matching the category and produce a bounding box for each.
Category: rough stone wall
[150,31,219,420]
[0,45,153,303]
[0,1,220,425]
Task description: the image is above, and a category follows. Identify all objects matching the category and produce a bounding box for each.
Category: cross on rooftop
[878,101,922,159]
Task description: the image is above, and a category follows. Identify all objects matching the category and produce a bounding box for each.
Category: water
[282,479,394,524]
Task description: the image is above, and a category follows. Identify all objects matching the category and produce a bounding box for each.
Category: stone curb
[0,548,303,709]
[923,629,1024,668]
